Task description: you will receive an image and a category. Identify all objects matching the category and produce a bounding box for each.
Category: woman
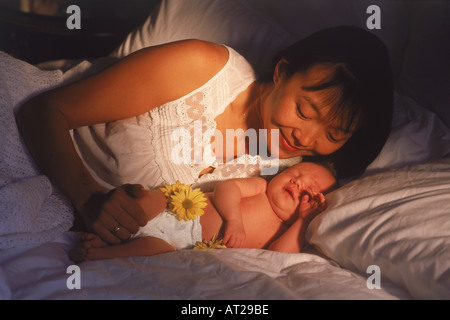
[17,26,393,244]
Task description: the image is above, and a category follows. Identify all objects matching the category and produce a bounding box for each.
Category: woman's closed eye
[327,129,350,143]
[327,132,339,143]
[296,105,312,120]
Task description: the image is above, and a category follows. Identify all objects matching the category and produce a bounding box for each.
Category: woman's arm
[213,177,267,247]
[16,40,229,243]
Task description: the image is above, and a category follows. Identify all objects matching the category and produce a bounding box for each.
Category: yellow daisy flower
[194,234,227,250]
[170,186,208,221]
[159,180,190,198]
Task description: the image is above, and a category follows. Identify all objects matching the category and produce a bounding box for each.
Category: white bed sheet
[0,232,410,300]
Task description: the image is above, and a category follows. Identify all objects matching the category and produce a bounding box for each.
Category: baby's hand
[298,192,327,221]
[223,220,246,248]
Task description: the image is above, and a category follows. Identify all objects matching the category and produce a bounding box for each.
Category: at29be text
[181,304,268,317]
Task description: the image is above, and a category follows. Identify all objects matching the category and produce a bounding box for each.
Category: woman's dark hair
[271,26,393,179]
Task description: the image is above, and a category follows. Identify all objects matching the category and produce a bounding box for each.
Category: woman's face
[261,63,354,159]
[267,162,337,223]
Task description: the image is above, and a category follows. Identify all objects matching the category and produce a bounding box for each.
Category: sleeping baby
[69,162,337,262]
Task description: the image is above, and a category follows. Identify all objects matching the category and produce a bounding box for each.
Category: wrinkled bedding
[0,232,411,300]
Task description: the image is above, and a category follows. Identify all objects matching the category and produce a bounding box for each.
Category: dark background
[0,0,160,64]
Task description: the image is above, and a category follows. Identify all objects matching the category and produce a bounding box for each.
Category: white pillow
[110,0,294,75]
[307,158,450,299]
[365,93,450,175]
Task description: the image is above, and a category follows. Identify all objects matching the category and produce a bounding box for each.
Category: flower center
[182,199,194,209]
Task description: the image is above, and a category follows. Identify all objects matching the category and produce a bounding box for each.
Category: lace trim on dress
[175,46,257,181]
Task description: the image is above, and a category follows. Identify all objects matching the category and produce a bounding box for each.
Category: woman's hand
[80,184,148,244]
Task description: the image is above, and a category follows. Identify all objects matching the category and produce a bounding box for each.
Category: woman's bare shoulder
[121,39,229,110]
[130,39,229,86]
[162,39,229,66]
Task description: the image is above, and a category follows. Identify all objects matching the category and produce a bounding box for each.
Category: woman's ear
[273,58,289,84]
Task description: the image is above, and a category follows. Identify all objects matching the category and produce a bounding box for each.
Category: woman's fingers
[113,186,149,227]
[110,188,145,229]
[90,210,124,244]
[82,185,149,244]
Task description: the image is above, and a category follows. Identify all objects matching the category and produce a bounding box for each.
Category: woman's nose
[292,127,316,148]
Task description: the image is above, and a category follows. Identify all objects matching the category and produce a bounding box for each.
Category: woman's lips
[280,131,299,153]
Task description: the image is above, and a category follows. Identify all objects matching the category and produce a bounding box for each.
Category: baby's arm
[213,177,267,248]
[268,193,326,253]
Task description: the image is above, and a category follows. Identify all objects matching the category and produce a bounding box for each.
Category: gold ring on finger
[111,224,121,234]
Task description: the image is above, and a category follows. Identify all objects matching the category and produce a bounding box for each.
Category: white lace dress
[72,46,301,192]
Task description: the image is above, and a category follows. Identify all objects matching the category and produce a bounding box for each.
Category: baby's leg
[69,232,175,263]
[90,236,175,260]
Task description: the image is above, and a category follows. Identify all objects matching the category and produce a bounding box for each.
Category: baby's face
[267,162,336,222]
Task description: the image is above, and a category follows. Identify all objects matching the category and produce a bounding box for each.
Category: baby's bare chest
[240,194,287,248]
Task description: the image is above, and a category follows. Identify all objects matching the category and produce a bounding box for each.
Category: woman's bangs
[303,65,363,134]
